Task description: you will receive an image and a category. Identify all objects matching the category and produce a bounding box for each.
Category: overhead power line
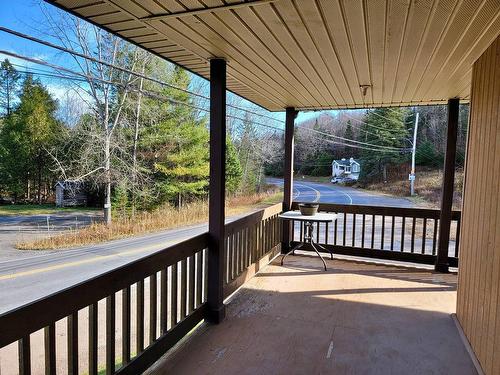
[0,27,414,152]
[0,26,284,125]
[295,125,405,151]
[2,50,407,154]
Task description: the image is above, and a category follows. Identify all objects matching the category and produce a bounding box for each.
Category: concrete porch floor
[148,253,476,375]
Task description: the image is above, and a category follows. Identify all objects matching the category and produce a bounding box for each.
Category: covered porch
[149,255,473,375]
[0,0,499,374]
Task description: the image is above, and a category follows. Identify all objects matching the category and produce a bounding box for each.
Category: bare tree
[41,8,141,224]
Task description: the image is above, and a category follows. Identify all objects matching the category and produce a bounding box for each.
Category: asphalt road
[0,180,413,314]
[267,177,413,207]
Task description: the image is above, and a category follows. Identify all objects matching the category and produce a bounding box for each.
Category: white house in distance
[331,158,361,182]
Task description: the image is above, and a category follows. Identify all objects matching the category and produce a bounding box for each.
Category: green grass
[0,204,99,216]
[295,175,331,183]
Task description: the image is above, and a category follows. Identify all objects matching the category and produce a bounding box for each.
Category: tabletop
[279,211,337,222]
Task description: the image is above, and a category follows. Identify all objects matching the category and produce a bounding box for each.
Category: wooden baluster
[224,236,229,284]
[390,216,395,250]
[263,220,267,253]
[170,263,178,327]
[361,214,365,248]
[250,225,255,264]
[325,222,329,245]
[235,231,240,276]
[18,336,31,375]
[371,215,375,249]
[149,274,157,343]
[316,221,320,243]
[421,218,427,254]
[432,219,438,255]
[246,227,250,267]
[231,233,236,280]
[204,249,209,302]
[136,280,144,353]
[380,215,385,250]
[196,251,203,307]
[106,295,116,375]
[88,303,98,375]
[44,324,56,375]
[299,221,303,243]
[352,214,356,247]
[160,269,167,335]
[400,217,406,252]
[233,232,237,276]
[240,229,246,271]
[455,217,461,258]
[122,287,131,364]
[410,217,416,253]
[180,259,187,319]
[189,255,196,314]
[335,215,338,245]
[342,213,347,246]
[67,312,78,375]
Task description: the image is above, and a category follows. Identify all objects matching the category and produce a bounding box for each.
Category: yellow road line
[0,240,180,281]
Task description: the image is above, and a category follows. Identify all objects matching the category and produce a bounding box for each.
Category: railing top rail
[225,202,282,234]
[292,202,461,220]
[0,233,209,348]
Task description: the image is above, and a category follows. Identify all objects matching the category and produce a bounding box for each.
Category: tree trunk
[104,137,112,225]
[131,69,145,217]
[38,155,43,205]
[26,174,30,201]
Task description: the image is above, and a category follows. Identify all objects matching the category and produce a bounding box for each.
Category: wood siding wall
[456,35,500,375]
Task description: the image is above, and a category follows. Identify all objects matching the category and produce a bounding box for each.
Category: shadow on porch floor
[147,254,476,375]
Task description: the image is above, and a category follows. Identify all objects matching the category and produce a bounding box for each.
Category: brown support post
[282,107,297,252]
[207,58,226,323]
[436,98,459,273]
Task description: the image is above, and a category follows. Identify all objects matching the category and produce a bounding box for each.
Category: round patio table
[279,211,337,271]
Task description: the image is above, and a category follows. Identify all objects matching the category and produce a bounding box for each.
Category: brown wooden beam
[436,98,459,272]
[207,58,226,323]
[282,107,297,252]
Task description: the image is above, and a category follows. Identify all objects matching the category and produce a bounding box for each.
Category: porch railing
[0,203,282,375]
[223,203,282,298]
[290,202,460,267]
[0,201,461,374]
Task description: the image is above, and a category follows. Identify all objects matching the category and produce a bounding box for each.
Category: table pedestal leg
[280,220,333,271]
[309,241,328,271]
[280,242,303,266]
[313,241,334,260]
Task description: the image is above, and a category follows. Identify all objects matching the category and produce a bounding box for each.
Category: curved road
[0,180,412,313]
[268,178,413,207]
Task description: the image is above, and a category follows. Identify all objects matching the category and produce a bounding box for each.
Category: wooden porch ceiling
[47,0,500,111]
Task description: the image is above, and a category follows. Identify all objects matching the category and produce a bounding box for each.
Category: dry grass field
[17,190,283,250]
[359,168,464,210]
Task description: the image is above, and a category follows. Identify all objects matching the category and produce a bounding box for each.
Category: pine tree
[225,138,242,194]
[0,76,62,202]
[140,67,210,207]
[0,59,21,116]
[344,120,357,158]
[359,108,409,182]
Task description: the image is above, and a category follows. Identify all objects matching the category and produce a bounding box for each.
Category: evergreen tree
[225,138,242,194]
[0,76,62,202]
[343,119,358,158]
[359,108,409,182]
[141,67,210,207]
[0,59,21,116]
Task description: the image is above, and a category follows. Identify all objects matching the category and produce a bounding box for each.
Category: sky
[0,0,324,124]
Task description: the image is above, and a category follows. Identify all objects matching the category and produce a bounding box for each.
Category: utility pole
[410,112,419,195]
